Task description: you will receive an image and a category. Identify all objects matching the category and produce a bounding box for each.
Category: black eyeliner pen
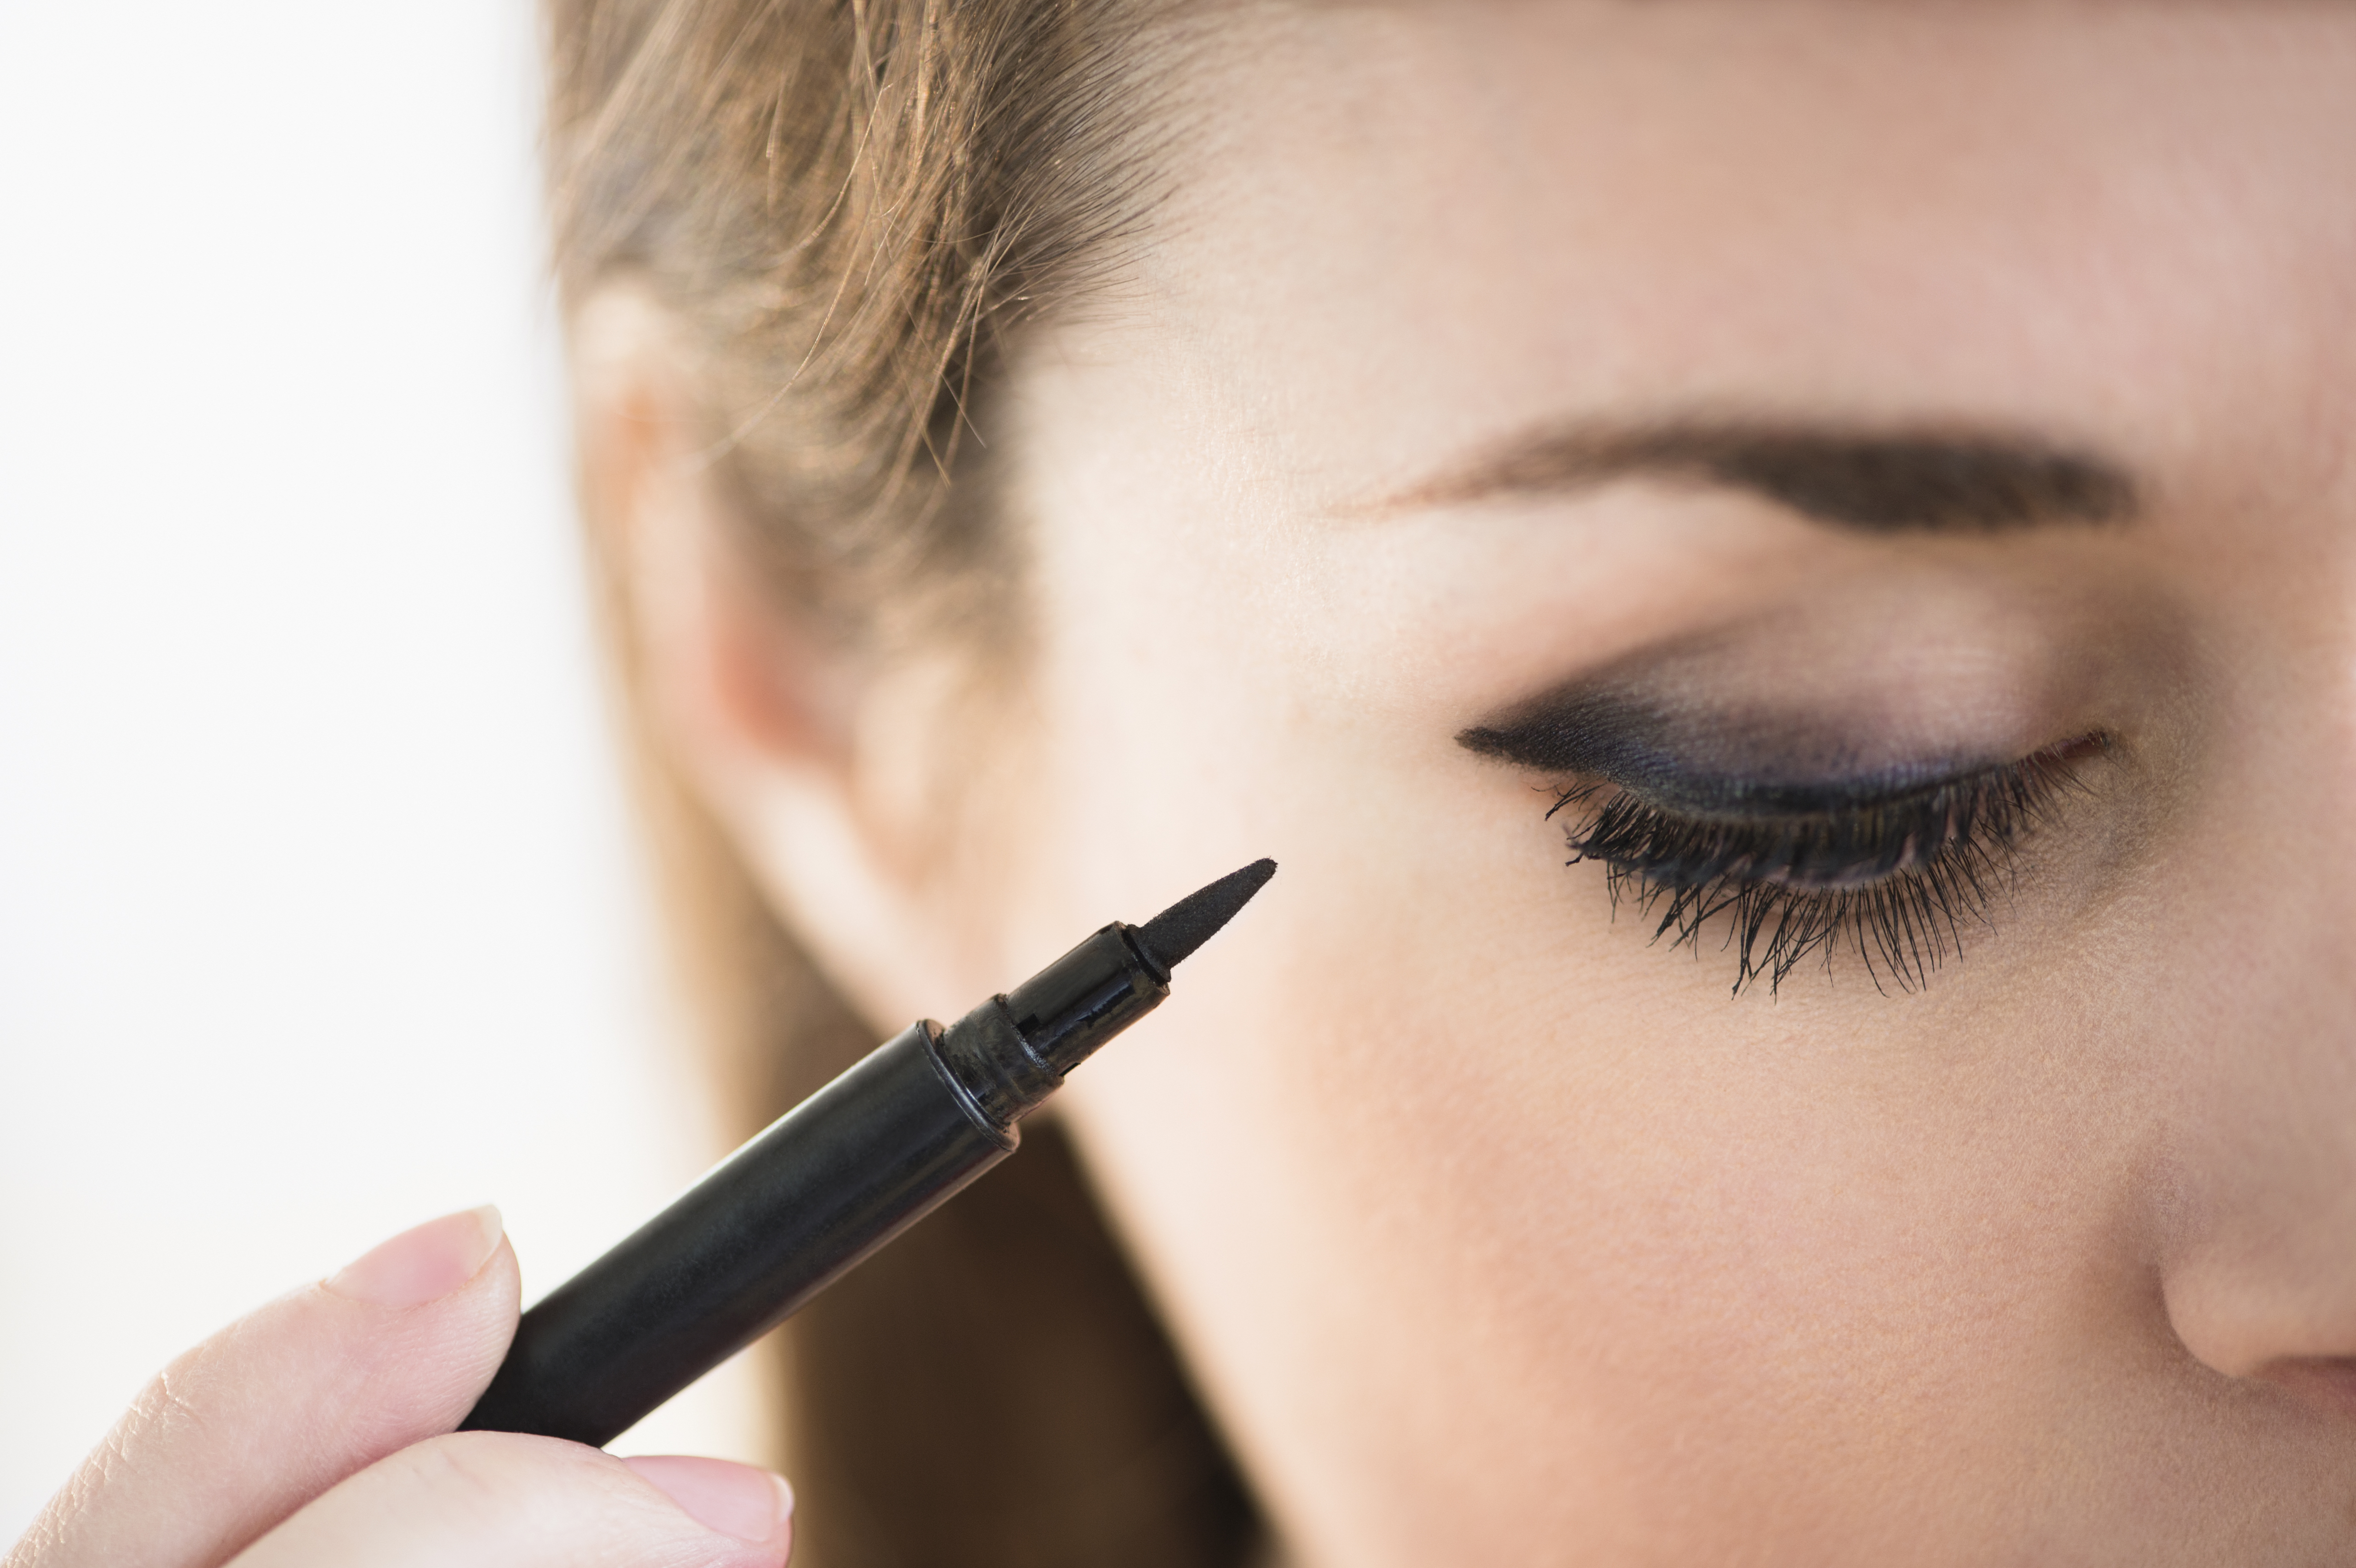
[460,858,1277,1447]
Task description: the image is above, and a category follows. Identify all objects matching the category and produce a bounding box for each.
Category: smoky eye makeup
[1459,679,2102,995]
[1455,683,2007,815]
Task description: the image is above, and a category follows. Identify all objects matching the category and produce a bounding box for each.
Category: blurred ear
[570,284,972,1028]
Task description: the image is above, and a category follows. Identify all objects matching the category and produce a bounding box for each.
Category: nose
[2164,1132,2356,1392]
[2157,925,2356,1401]
[2154,608,2356,1405]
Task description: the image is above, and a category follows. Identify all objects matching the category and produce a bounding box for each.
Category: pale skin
[15,3,2356,1565]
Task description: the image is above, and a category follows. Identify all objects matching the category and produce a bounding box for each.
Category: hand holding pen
[7,864,1272,1568]
[3,1208,799,1568]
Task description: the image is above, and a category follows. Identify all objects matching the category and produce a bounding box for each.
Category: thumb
[10,1206,519,1568]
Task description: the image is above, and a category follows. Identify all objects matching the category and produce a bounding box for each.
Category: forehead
[1103,0,2356,506]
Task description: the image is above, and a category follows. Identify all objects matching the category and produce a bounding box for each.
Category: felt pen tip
[1135,858,1277,976]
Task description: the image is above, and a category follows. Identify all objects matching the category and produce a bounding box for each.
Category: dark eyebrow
[1375,419,2139,534]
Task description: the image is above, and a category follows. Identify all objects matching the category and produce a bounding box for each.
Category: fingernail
[624,1455,794,1544]
[325,1206,504,1308]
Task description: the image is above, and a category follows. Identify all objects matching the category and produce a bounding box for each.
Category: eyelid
[1459,681,2032,805]
[1544,736,2101,994]
[1588,752,2019,820]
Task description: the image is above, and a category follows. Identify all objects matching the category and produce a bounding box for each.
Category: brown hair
[540,2,1259,1564]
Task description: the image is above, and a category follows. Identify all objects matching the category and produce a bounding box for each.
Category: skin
[708,3,2351,1562]
[16,3,2356,1565]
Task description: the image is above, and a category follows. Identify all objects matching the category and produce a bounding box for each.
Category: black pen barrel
[452,891,1270,1448]
[460,1022,1011,1448]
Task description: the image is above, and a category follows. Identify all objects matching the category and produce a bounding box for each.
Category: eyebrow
[1376,419,2139,534]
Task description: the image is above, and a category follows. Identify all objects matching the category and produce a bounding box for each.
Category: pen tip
[1135,858,1278,977]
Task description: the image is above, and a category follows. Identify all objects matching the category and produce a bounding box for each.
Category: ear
[571,284,982,1028]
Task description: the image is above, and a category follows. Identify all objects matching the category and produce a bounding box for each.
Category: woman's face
[845,2,2356,1562]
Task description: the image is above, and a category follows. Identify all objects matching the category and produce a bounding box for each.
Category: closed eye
[1541,737,2101,995]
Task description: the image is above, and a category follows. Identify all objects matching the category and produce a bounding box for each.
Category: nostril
[2154,1096,2356,1416]
[2162,1266,2279,1382]
[2248,1358,2356,1420]
[2162,1241,2356,1393]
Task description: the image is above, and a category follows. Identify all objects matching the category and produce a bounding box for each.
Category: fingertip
[38,1210,522,1568]
[623,1454,795,1549]
[326,1206,505,1309]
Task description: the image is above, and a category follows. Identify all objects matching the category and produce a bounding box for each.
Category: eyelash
[1546,739,2099,995]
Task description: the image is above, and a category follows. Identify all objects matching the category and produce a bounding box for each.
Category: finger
[8,1207,518,1568]
[226,1432,793,1568]
[622,1457,798,1551]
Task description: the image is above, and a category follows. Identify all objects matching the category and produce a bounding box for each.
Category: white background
[0,0,765,1535]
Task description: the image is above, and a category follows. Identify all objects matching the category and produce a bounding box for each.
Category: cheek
[1062,883,2172,1558]
[1015,543,2184,1557]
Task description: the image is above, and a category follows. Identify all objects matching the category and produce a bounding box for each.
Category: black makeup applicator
[460,859,1277,1448]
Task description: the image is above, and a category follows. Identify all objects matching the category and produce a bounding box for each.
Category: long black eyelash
[1547,742,2095,996]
